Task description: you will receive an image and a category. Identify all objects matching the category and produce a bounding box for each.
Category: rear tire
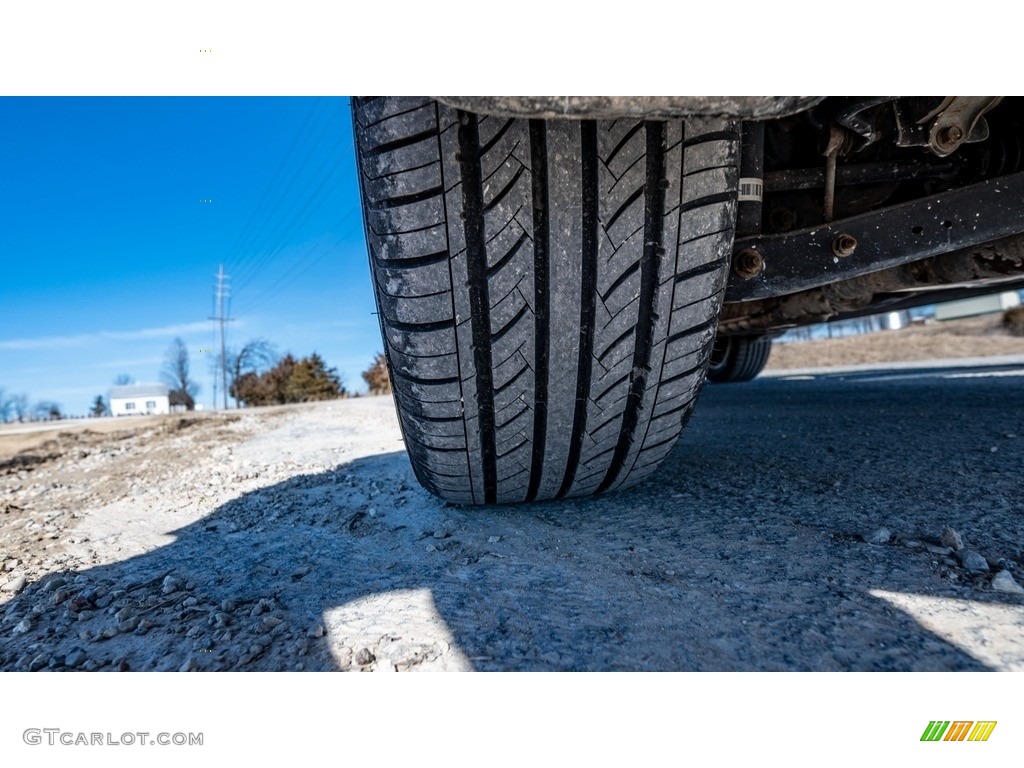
[707,335,773,382]
[354,97,739,504]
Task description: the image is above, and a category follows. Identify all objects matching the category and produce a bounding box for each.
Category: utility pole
[208,264,234,410]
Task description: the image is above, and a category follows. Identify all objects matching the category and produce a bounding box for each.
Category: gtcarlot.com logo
[921,721,997,742]
[23,729,203,746]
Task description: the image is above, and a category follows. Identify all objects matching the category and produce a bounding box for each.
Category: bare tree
[33,401,62,421]
[10,393,29,423]
[161,337,200,411]
[0,387,9,423]
[113,373,134,386]
[226,339,277,408]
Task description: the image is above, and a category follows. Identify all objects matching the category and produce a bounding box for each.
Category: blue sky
[0,97,380,414]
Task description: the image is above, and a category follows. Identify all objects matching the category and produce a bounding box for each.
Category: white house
[109,384,170,416]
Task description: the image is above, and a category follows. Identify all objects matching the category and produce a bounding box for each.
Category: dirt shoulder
[765,313,1024,370]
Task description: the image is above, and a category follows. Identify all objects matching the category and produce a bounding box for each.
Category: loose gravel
[1,365,1023,671]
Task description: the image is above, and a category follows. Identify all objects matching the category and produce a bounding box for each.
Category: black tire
[354,97,739,504]
[707,335,773,383]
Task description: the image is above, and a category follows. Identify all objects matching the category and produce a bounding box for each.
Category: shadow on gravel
[2,369,1023,671]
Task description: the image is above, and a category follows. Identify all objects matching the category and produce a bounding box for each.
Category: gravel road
[2,360,1023,671]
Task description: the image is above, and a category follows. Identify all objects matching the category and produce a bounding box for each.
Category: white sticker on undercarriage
[738,177,763,202]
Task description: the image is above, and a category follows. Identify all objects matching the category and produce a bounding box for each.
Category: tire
[707,335,773,383]
[354,97,739,504]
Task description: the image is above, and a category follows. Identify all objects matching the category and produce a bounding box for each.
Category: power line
[231,122,349,293]
[230,99,348,288]
[234,212,363,316]
[223,98,324,277]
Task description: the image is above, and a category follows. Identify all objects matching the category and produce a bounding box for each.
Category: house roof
[109,384,169,399]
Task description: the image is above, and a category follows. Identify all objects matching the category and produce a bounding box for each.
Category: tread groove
[667,316,718,345]
[556,120,599,499]
[597,121,665,495]
[673,257,730,284]
[457,110,499,503]
[492,304,530,345]
[605,185,644,231]
[481,118,516,155]
[526,120,550,502]
[364,128,437,158]
[600,260,641,302]
[368,185,444,211]
[597,326,636,364]
[605,122,644,166]
[373,249,449,270]
[486,230,530,278]
[681,130,740,149]
[483,165,526,214]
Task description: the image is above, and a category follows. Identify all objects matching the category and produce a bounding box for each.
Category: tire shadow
[2,370,1022,671]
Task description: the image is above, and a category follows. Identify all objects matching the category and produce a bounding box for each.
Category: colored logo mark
[921,721,997,742]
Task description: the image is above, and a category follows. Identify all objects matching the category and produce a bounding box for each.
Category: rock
[100,627,118,639]
[220,599,237,612]
[29,653,48,672]
[3,559,19,571]
[13,617,32,635]
[65,649,87,668]
[250,598,273,617]
[213,613,231,628]
[262,615,283,628]
[161,575,183,595]
[957,550,989,573]
[182,597,198,608]
[1,575,26,595]
[941,527,964,551]
[114,606,135,622]
[927,545,954,556]
[488,535,501,544]
[308,625,324,638]
[179,656,199,672]
[67,596,92,613]
[902,539,923,548]
[991,570,1024,594]
[354,648,375,666]
[41,577,63,593]
[77,610,95,622]
[51,587,72,604]
[433,529,450,539]
[118,617,140,633]
[117,659,130,672]
[94,594,114,609]
[866,528,891,545]
[425,543,437,553]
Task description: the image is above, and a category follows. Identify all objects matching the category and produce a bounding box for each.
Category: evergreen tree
[232,353,344,406]
[361,353,392,395]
